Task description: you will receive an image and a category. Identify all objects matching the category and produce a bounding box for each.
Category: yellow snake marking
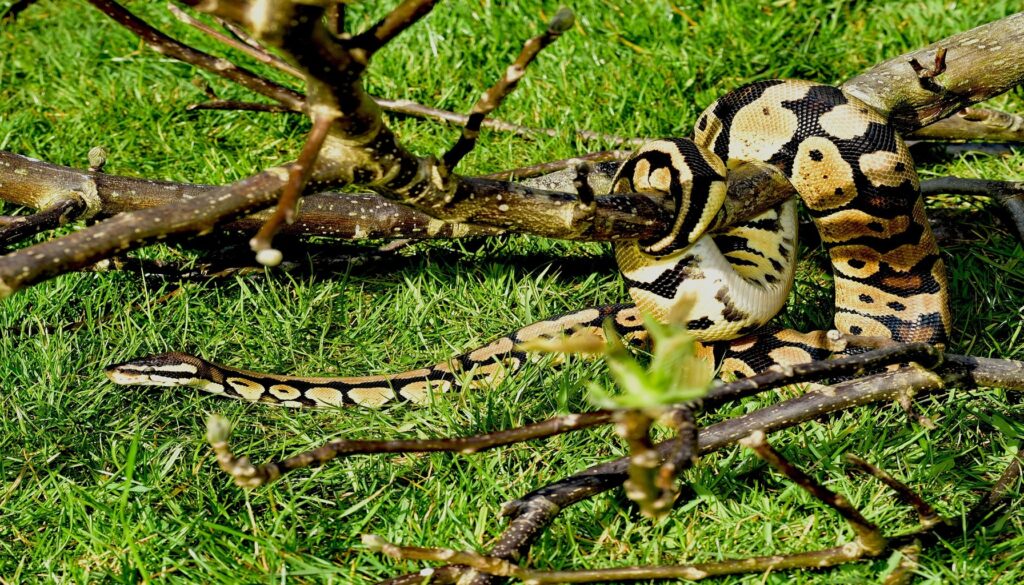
[468,337,515,363]
[724,83,807,161]
[516,308,601,341]
[143,363,198,374]
[768,346,814,367]
[305,386,347,407]
[858,150,919,189]
[346,386,396,408]
[281,400,305,408]
[834,313,900,338]
[837,279,945,320]
[466,360,519,389]
[817,209,910,243]
[729,338,758,353]
[622,331,650,346]
[194,381,226,394]
[269,384,302,400]
[720,357,757,379]
[614,306,643,328]
[790,137,856,209]
[817,103,873,140]
[398,379,453,403]
[226,377,267,401]
[432,361,456,374]
[773,329,832,348]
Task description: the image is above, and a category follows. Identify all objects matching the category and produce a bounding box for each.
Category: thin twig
[440,8,575,174]
[186,99,292,113]
[206,411,614,488]
[249,112,337,264]
[844,454,944,529]
[87,0,305,111]
[352,0,439,55]
[0,198,87,248]
[167,2,305,79]
[378,98,643,147]
[907,106,1024,142]
[743,431,887,555]
[478,150,631,182]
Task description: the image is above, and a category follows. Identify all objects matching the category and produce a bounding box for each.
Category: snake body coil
[107,80,950,405]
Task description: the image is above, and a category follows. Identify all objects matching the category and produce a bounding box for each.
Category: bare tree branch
[249,111,337,263]
[921,176,1024,239]
[440,8,574,174]
[842,13,1024,132]
[383,353,1024,584]
[87,0,305,112]
[167,1,305,79]
[908,107,1024,142]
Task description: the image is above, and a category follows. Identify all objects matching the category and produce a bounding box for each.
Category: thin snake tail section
[103,303,649,408]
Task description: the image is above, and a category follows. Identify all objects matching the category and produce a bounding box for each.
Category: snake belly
[106,80,950,406]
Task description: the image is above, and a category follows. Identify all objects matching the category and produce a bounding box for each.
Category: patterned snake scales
[107,80,950,408]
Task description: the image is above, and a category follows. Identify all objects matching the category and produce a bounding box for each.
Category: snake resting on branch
[106,80,950,407]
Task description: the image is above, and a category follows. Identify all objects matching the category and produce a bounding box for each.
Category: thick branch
[907,107,1024,142]
[842,12,1024,132]
[0,168,289,296]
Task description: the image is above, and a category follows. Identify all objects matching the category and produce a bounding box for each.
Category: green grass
[1,0,1023,583]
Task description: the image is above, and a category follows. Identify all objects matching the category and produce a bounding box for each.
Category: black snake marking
[106,79,950,407]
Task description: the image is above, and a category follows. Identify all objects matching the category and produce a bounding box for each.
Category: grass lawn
[1,1,1023,583]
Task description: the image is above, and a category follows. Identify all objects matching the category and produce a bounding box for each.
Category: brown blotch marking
[347,386,396,408]
[269,384,302,400]
[399,379,453,403]
[830,245,882,279]
[790,137,856,210]
[728,338,758,353]
[306,386,347,407]
[226,377,266,401]
[714,286,748,323]
[880,273,924,292]
[468,337,515,363]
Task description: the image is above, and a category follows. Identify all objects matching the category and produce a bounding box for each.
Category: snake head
[104,352,217,388]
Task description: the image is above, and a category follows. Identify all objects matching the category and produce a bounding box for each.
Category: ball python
[106,79,950,407]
